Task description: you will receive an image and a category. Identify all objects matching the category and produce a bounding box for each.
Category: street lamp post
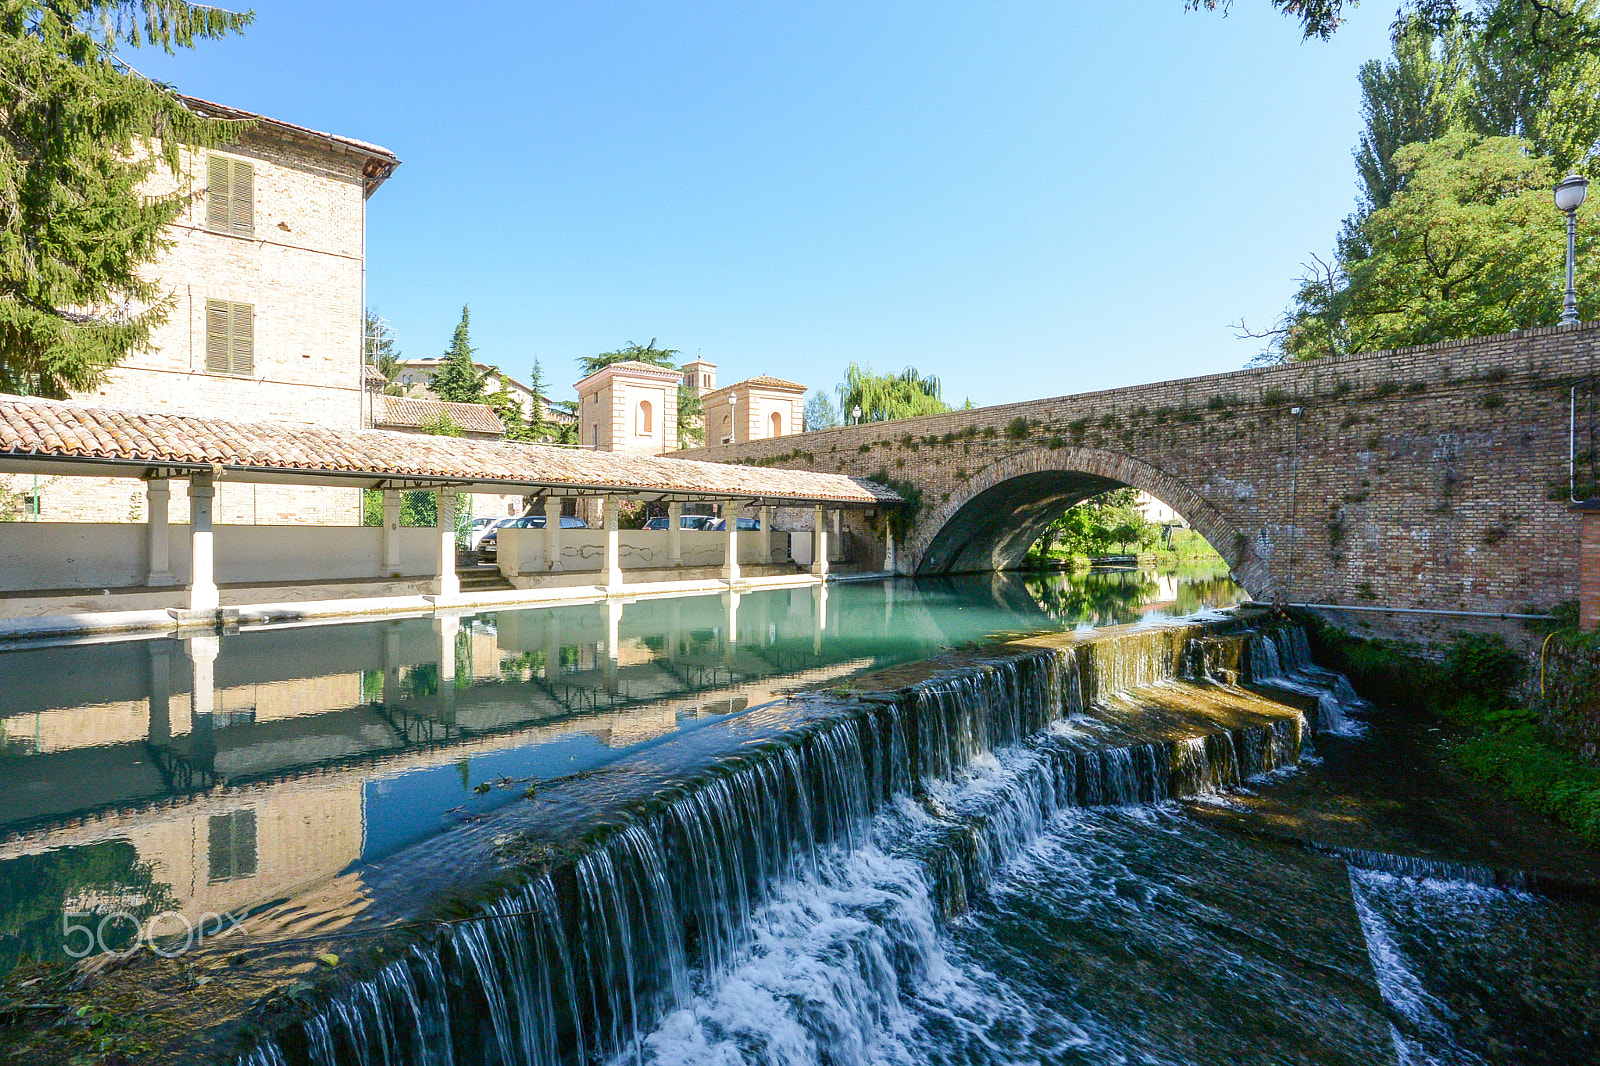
[852,405,862,425]
[1556,174,1589,326]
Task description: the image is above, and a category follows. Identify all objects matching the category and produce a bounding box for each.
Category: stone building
[701,376,806,446]
[574,361,681,454]
[21,96,399,526]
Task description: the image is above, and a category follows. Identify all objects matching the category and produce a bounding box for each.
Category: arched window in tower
[770,411,783,438]
[637,400,653,435]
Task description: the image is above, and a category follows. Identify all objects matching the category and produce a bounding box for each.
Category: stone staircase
[456,564,514,594]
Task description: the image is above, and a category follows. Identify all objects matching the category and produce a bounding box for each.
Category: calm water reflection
[0,570,1238,971]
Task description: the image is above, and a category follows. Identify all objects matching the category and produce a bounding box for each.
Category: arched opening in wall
[915,467,1232,581]
[769,411,783,438]
[637,400,653,435]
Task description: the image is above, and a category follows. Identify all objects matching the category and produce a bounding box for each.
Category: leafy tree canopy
[429,305,488,403]
[804,389,840,431]
[578,338,679,378]
[1248,1,1600,361]
[0,0,253,398]
[836,363,950,423]
[1189,0,1600,54]
[1279,133,1593,357]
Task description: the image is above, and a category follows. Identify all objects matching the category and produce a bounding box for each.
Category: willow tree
[835,363,950,423]
[0,1,253,398]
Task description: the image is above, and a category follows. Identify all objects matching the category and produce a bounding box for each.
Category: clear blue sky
[134,1,1395,408]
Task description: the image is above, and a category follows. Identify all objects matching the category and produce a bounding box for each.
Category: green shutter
[230,159,254,236]
[206,154,255,236]
[232,303,253,375]
[205,299,255,375]
[206,299,231,372]
[206,154,231,232]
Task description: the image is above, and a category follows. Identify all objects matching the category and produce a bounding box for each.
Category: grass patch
[1449,726,1600,844]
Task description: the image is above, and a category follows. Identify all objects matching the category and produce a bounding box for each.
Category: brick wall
[683,323,1600,614]
[1581,507,1600,632]
[43,125,374,525]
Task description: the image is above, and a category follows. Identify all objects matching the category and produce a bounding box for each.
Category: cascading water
[1249,627,1366,736]
[235,624,1366,1066]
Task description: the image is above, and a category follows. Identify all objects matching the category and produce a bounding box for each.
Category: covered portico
[0,396,899,624]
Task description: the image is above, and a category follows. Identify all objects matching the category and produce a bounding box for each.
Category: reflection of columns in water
[812,583,828,654]
[382,623,402,708]
[724,591,741,646]
[544,611,562,680]
[604,600,623,694]
[186,634,219,773]
[147,642,172,744]
[885,575,895,627]
[434,614,460,720]
[668,599,682,661]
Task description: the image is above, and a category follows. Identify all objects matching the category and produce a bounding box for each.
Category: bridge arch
[904,445,1268,597]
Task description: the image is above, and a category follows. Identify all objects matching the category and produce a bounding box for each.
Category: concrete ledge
[0,571,848,643]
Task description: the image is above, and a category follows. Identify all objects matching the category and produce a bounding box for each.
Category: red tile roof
[0,395,899,506]
[376,396,505,437]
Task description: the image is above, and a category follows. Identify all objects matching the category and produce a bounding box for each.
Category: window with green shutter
[206,153,254,237]
[205,299,254,376]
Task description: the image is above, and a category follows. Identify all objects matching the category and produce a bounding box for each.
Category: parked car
[706,517,762,531]
[643,515,718,531]
[479,513,589,558]
[466,515,510,551]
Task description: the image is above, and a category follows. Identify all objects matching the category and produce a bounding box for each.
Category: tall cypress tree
[429,305,487,403]
[0,2,252,398]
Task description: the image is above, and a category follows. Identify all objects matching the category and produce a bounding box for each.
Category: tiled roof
[362,364,388,387]
[376,396,505,436]
[574,361,683,391]
[707,376,807,397]
[0,395,899,506]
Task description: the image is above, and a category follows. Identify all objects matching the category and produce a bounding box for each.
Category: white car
[467,516,514,551]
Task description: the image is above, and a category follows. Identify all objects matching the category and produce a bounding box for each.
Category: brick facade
[684,324,1600,615]
[11,112,395,527]
[1580,505,1600,632]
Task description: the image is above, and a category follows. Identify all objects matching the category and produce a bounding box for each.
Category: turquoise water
[0,571,1239,973]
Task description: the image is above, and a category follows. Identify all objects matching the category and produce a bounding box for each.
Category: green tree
[804,389,840,430]
[486,383,532,441]
[1189,0,1600,51]
[836,363,950,423]
[429,305,487,403]
[0,1,252,398]
[364,309,402,393]
[1279,134,1592,357]
[677,384,704,447]
[1464,0,1600,173]
[1354,20,1470,213]
[577,338,679,377]
[527,357,548,437]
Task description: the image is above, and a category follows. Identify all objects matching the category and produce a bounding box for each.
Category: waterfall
[237,626,1316,1066]
[1248,628,1366,737]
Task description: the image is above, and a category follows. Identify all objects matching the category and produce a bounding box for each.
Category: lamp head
[852,405,862,422]
[1556,174,1590,214]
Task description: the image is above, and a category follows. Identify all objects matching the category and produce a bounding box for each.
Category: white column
[724,499,740,584]
[188,473,219,611]
[759,506,774,564]
[435,490,459,597]
[382,489,402,576]
[604,496,623,590]
[668,501,684,567]
[811,505,829,578]
[544,496,563,572]
[145,479,174,587]
[884,524,897,574]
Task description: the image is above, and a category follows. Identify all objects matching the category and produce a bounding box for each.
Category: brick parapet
[683,324,1600,613]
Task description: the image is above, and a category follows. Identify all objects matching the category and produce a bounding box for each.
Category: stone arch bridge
[685,324,1600,615]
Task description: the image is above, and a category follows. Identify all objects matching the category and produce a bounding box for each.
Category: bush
[1442,633,1524,703]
